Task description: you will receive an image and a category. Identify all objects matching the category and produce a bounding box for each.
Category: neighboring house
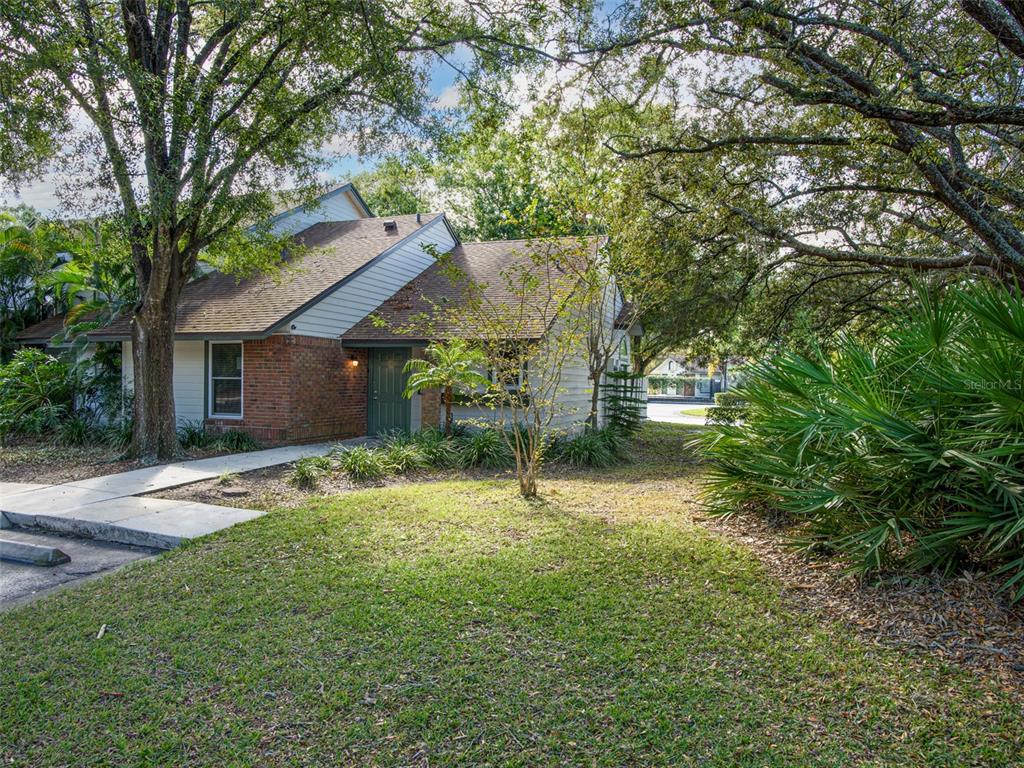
[19,183,639,443]
[648,355,728,399]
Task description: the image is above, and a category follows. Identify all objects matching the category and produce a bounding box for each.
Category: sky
[0,57,465,216]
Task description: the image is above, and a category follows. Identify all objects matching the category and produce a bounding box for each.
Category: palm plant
[699,280,1024,599]
[43,227,137,354]
[0,215,53,360]
[403,339,490,437]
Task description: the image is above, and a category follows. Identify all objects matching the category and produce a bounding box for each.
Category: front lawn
[2,425,1021,766]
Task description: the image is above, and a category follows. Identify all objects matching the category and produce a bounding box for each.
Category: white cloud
[433,84,462,109]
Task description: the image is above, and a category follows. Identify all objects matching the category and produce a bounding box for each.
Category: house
[20,183,639,443]
[648,355,728,399]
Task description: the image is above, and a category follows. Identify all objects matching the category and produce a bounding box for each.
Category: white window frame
[489,358,527,393]
[208,341,244,419]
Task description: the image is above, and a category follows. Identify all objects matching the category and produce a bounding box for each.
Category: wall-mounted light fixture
[349,354,359,367]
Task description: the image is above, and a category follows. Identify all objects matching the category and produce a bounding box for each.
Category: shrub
[0,349,76,438]
[382,442,428,473]
[553,425,630,468]
[337,445,391,482]
[216,429,259,453]
[103,417,134,452]
[177,419,216,450]
[55,414,92,446]
[557,427,614,468]
[410,426,464,469]
[600,424,629,461]
[707,391,747,426]
[601,371,645,436]
[378,429,413,448]
[460,427,514,469]
[290,455,334,490]
[699,281,1024,599]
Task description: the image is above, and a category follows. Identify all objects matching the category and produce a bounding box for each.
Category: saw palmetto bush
[700,281,1024,599]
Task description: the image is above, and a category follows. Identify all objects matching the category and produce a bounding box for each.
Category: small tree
[383,236,591,497]
[403,339,489,437]
[450,243,587,498]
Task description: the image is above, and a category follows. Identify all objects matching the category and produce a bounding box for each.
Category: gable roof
[342,236,602,343]
[91,213,448,341]
[260,182,373,234]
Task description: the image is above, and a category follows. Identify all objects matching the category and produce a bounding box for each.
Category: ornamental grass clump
[337,445,392,482]
[381,442,428,474]
[699,281,1024,599]
[289,455,334,490]
[556,426,628,468]
[459,427,514,469]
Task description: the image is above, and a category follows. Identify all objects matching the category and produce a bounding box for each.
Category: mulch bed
[150,464,355,509]
[149,462,518,509]
[0,440,242,485]
[706,513,1024,693]
[0,443,138,484]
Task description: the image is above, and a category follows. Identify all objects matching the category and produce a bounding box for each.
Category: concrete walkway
[1,439,365,550]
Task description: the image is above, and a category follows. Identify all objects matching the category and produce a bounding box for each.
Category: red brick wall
[207,336,367,445]
[409,346,440,429]
[419,386,441,429]
[288,337,367,442]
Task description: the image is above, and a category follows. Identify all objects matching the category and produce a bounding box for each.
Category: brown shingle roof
[90,213,441,340]
[15,313,71,343]
[342,236,602,343]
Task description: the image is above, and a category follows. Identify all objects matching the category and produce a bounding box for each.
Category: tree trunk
[588,372,601,430]
[131,292,179,462]
[444,385,453,437]
[519,462,537,497]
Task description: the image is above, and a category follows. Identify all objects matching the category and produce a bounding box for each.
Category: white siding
[449,321,594,434]
[122,340,206,425]
[547,352,593,431]
[287,216,458,338]
[448,274,625,433]
[268,188,367,236]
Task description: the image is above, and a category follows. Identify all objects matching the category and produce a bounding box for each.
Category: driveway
[646,401,708,425]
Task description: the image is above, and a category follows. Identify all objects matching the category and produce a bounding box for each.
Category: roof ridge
[462,234,604,246]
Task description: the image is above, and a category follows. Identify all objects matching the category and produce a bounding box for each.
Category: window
[616,338,630,372]
[489,357,527,393]
[209,342,243,417]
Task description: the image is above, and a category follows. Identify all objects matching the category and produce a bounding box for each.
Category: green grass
[2,424,1021,766]
[678,405,709,417]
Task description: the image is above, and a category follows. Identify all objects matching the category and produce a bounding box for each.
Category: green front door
[367,348,411,434]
